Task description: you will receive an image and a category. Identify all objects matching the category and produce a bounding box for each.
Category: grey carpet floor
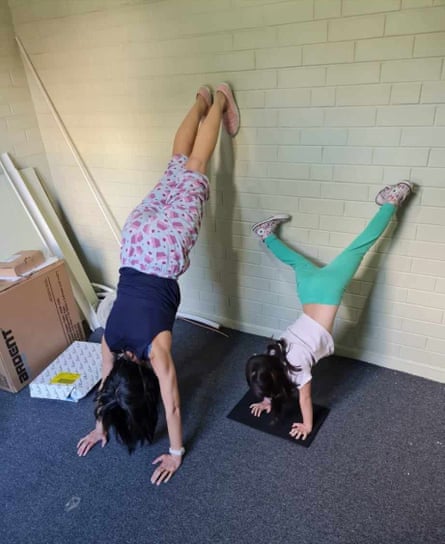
[1,320,444,544]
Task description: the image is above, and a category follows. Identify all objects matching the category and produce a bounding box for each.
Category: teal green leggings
[265,203,396,305]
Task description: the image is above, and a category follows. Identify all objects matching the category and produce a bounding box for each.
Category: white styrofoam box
[29,341,102,402]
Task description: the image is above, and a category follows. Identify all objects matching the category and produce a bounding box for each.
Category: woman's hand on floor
[289,422,312,441]
[76,422,108,456]
[249,398,272,417]
[151,453,182,485]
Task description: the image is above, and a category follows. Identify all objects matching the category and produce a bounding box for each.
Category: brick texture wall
[6,0,445,381]
[0,0,51,257]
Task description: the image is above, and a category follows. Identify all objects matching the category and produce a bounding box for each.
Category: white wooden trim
[0,153,99,329]
[20,167,100,329]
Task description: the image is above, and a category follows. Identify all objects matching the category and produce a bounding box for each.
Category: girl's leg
[265,231,339,332]
[252,204,396,306]
[252,215,319,274]
[265,234,318,274]
[172,89,210,157]
[321,203,396,297]
[299,203,396,332]
[184,91,226,174]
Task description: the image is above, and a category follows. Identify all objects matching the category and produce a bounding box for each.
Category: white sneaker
[375,181,414,207]
[251,214,291,241]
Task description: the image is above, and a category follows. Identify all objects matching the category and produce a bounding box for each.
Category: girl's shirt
[281,313,334,389]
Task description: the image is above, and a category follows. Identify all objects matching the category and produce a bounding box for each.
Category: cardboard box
[0,250,45,277]
[0,260,85,393]
[29,341,101,402]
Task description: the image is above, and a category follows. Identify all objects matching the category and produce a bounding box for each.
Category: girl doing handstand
[246,182,413,441]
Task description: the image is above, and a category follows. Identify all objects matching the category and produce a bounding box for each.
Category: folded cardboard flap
[0,256,59,294]
[29,341,101,402]
[0,250,45,277]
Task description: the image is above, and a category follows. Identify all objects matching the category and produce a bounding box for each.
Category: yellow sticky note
[50,372,81,385]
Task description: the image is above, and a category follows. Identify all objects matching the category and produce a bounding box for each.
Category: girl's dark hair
[245,339,300,417]
[95,356,160,453]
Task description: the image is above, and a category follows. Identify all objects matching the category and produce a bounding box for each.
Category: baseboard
[334,344,445,384]
[179,310,445,385]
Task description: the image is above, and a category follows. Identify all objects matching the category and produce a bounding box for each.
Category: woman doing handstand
[246,182,413,441]
[77,83,240,484]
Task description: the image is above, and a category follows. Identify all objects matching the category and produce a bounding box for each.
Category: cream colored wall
[0,0,51,258]
[7,0,445,382]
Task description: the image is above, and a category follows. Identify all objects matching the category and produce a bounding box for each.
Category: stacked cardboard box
[0,259,85,392]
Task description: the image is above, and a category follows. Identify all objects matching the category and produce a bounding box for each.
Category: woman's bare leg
[184,91,226,174]
[172,94,209,157]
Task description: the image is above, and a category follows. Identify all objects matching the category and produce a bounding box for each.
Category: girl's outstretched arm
[290,381,313,440]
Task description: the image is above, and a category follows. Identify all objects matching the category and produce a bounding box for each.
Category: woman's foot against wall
[215,82,240,137]
[196,85,213,117]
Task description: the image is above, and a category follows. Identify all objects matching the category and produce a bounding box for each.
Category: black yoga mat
[227,390,329,448]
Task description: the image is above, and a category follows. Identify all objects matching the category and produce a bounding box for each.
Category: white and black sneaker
[375,181,414,207]
[251,214,291,241]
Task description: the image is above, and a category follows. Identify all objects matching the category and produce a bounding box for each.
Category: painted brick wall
[0,0,48,168]
[7,0,445,382]
[0,0,51,257]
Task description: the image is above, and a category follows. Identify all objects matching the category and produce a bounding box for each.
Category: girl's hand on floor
[76,427,108,456]
[249,399,272,417]
[289,422,312,441]
[151,454,182,485]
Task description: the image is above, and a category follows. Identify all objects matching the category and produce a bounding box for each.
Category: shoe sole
[252,214,291,231]
[398,180,414,192]
[375,180,414,205]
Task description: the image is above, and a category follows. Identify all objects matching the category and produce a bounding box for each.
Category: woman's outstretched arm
[77,336,114,456]
[149,331,184,485]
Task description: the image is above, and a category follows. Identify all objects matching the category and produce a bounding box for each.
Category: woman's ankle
[214,90,227,111]
[196,95,209,116]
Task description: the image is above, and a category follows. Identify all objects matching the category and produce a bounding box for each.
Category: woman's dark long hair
[95,356,160,453]
[245,339,300,417]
